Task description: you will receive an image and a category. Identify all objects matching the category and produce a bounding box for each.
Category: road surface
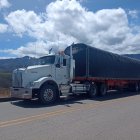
[0,91,140,140]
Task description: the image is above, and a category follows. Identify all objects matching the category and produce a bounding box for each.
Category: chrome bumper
[10,87,32,99]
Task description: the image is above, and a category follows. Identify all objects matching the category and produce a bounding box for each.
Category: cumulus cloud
[0,41,63,57]
[1,41,49,57]
[5,9,43,37]
[128,10,139,19]
[3,0,140,57]
[0,23,8,33]
[0,0,10,9]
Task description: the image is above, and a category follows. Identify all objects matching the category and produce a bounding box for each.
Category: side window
[63,59,66,66]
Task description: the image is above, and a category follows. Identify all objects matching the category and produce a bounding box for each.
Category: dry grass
[0,88,10,98]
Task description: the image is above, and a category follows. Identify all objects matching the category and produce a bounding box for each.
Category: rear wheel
[128,83,139,92]
[88,83,98,98]
[99,83,107,96]
[39,85,58,104]
[133,83,139,92]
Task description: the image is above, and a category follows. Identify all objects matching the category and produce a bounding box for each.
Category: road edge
[0,97,17,102]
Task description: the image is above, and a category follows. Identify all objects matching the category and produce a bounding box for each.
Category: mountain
[0,56,38,88]
[0,56,38,73]
[123,54,140,60]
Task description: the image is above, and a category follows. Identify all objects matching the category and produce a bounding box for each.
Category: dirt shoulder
[0,88,10,98]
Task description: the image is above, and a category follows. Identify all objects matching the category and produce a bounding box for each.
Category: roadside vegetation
[0,72,12,97]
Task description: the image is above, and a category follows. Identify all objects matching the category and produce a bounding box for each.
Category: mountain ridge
[0,56,38,72]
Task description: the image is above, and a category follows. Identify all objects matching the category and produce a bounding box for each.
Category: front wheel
[39,85,58,104]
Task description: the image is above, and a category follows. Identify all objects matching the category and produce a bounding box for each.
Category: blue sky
[0,0,140,58]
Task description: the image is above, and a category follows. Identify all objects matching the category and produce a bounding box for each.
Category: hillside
[0,56,38,88]
[0,72,12,88]
[0,56,38,73]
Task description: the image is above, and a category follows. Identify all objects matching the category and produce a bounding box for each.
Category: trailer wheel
[133,83,139,92]
[99,84,107,96]
[88,83,98,98]
[39,85,58,104]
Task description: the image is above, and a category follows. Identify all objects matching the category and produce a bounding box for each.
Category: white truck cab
[11,50,75,104]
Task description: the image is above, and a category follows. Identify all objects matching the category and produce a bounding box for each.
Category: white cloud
[0,41,48,57]
[3,0,140,57]
[5,9,42,37]
[0,23,8,33]
[0,56,15,59]
[0,39,77,57]
[128,10,139,19]
[0,0,10,9]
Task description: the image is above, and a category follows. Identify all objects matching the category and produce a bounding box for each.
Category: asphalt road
[0,91,140,140]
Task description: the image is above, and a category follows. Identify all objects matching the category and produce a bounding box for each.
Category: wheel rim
[43,89,54,101]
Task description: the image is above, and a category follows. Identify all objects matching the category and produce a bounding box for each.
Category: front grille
[12,70,22,88]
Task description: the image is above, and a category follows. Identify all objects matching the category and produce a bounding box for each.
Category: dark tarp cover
[64,43,140,79]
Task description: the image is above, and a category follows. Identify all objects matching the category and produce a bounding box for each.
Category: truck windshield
[39,55,55,65]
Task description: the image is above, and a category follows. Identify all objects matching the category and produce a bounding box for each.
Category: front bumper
[10,87,32,99]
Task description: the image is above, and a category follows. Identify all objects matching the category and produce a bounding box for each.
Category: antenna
[71,42,74,46]
[49,48,52,54]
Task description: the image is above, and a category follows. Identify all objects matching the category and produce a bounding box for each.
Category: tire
[128,83,139,92]
[133,83,139,92]
[99,84,107,96]
[39,85,58,104]
[88,83,98,98]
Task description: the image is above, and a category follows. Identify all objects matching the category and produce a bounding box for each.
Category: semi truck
[11,43,140,104]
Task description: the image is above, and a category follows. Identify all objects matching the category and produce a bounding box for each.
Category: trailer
[65,43,140,97]
[11,43,140,104]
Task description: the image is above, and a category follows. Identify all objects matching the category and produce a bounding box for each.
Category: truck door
[55,55,69,84]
